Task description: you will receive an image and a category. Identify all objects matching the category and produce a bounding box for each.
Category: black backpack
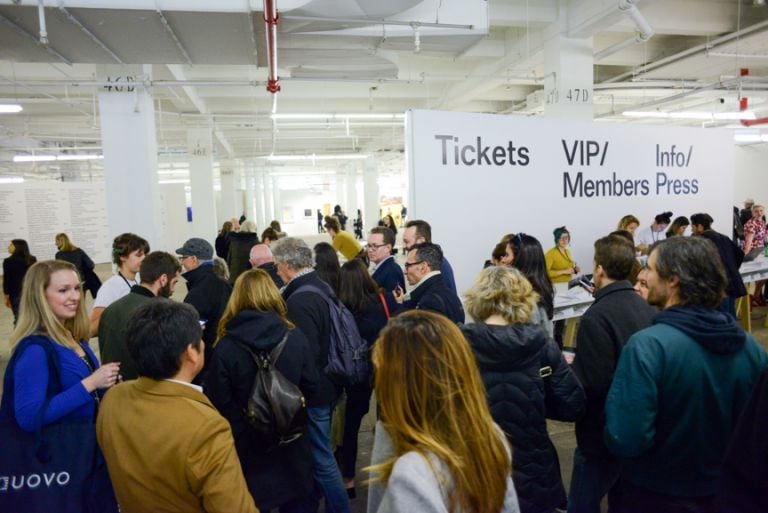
[295,283,371,386]
[232,333,308,447]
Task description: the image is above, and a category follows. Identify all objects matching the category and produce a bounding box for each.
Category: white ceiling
[1,0,768,181]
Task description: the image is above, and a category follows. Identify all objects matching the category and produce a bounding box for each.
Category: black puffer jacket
[205,309,320,510]
[461,322,585,513]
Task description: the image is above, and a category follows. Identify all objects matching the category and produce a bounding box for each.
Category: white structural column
[187,128,218,240]
[346,163,358,221]
[272,176,282,225]
[363,158,379,233]
[543,13,594,120]
[97,65,164,250]
[254,168,267,229]
[335,170,347,216]
[264,174,275,223]
[219,162,236,227]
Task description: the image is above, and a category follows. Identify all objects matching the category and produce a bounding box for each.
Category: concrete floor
[2,263,767,513]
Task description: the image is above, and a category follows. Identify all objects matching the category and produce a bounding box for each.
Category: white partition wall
[407,110,734,295]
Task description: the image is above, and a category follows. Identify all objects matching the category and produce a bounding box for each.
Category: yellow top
[545,246,576,283]
[332,230,362,261]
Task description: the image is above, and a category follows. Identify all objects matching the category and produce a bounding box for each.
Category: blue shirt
[13,336,100,432]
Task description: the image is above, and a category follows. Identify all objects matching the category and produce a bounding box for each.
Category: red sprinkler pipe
[739,71,768,127]
[264,0,281,94]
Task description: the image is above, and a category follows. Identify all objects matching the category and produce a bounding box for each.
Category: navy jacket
[371,256,405,294]
[571,281,656,461]
[258,262,284,289]
[282,271,341,406]
[462,323,585,513]
[205,310,319,509]
[404,273,465,324]
[441,257,457,294]
[699,230,747,299]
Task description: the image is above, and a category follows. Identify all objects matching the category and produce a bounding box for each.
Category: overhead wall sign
[407,109,734,295]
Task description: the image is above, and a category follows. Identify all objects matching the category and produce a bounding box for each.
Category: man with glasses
[176,237,232,385]
[394,242,464,323]
[367,226,404,294]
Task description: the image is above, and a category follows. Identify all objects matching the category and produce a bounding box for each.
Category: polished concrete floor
[2,261,767,513]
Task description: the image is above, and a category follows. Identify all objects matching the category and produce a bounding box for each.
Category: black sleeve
[286,293,323,366]
[542,339,586,422]
[291,329,320,399]
[81,249,95,270]
[571,315,616,400]
[205,344,237,420]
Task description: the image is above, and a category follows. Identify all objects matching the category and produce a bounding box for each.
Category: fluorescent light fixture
[14,155,56,162]
[271,113,405,121]
[623,110,757,121]
[0,176,24,184]
[623,111,669,118]
[266,154,369,161]
[14,154,103,162]
[733,133,768,143]
[159,179,190,184]
[0,104,22,113]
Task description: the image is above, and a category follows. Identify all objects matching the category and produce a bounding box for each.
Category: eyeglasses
[404,260,424,269]
[367,243,389,250]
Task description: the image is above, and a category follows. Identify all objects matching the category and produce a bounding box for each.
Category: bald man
[249,243,283,288]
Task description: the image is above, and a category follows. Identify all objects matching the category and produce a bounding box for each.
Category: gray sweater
[367,421,521,513]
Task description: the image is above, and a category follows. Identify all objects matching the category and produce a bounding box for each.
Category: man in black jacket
[394,242,464,323]
[569,234,656,513]
[691,212,746,319]
[271,237,350,513]
[177,237,232,385]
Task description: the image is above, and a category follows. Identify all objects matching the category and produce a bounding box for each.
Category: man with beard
[99,251,182,380]
[604,237,768,513]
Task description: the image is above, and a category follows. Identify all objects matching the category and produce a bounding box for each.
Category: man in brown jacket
[96,299,258,513]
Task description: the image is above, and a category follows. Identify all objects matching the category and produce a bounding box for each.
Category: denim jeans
[568,447,622,513]
[307,403,351,513]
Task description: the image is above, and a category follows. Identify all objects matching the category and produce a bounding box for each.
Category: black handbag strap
[230,332,290,368]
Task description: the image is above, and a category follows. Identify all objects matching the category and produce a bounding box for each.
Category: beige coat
[96,378,258,513]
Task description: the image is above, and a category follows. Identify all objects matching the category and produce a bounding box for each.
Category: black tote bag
[0,337,118,513]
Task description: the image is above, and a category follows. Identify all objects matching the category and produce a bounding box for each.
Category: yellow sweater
[545,247,575,283]
[332,231,362,261]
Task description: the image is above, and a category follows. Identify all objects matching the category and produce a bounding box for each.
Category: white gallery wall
[734,145,768,206]
[407,110,734,295]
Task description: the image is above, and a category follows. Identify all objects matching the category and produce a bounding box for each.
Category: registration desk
[553,256,768,348]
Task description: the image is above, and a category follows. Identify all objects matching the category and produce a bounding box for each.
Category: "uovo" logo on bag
[0,472,71,492]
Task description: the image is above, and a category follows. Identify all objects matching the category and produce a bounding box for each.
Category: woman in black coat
[227,221,260,284]
[55,233,101,299]
[206,268,320,512]
[3,238,37,324]
[462,265,585,513]
[336,259,389,497]
[215,221,233,259]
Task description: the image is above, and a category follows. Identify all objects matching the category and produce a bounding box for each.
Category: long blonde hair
[55,233,77,252]
[368,311,511,513]
[216,268,294,344]
[10,260,89,351]
[464,266,539,324]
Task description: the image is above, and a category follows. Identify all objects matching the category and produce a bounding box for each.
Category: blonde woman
[617,214,640,237]
[205,268,319,512]
[462,266,585,513]
[55,232,100,299]
[367,310,520,513]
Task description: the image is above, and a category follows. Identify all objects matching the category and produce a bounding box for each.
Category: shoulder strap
[230,332,290,368]
[379,293,391,320]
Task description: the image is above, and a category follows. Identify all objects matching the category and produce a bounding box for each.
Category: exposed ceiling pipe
[37,0,48,45]
[603,18,768,84]
[281,15,473,30]
[264,0,280,94]
[594,0,654,62]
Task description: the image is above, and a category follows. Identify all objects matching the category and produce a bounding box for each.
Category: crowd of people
[1,204,768,513]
